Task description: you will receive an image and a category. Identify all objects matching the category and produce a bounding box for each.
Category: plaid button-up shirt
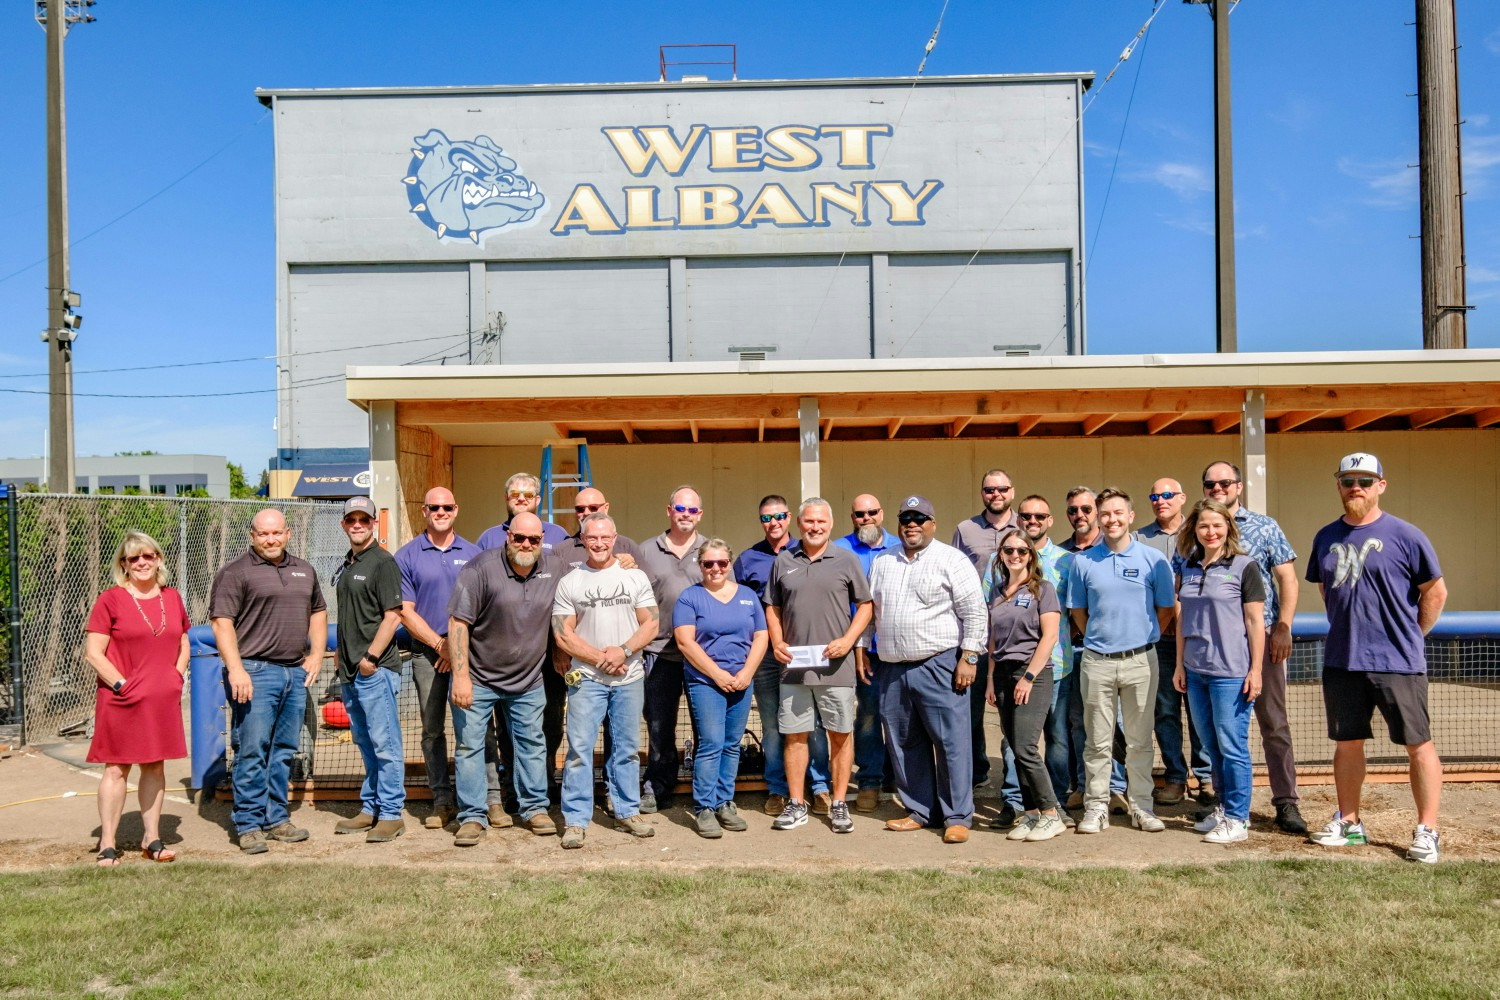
[863,539,987,662]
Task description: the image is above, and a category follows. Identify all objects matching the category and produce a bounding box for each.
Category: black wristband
[1023,671,1036,683]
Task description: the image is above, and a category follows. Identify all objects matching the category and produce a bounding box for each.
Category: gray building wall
[263,74,1089,459]
[0,454,231,497]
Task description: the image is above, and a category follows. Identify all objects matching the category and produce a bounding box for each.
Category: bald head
[506,511,546,569]
[424,487,455,506]
[1149,477,1186,527]
[249,508,288,562]
[422,486,458,535]
[851,492,885,543]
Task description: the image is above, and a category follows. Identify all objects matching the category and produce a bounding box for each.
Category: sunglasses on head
[981,485,1012,495]
[1203,479,1240,490]
[852,508,881,518]
[1017,512,1048,522]
[897,513,932,525]
[1066,505,1093,516]
[1000,545,1030,557]
[672,504,703,515]
[700,559,730,569]
[574,503,604,514]
[1148,492,1180,502]
[425,503,457,512]
[509,534,544,546]
[1338,476,1377,489]
[506,491,537,501]
[759,511,789,523]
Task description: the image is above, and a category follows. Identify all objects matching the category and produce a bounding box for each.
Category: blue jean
[753,666,829,797]
[1186,671,1254,822]
[878,649,973,828]
[562,676,644,828]
[343,667,406,821]
[685,678,753,811]
[1045,670,1078,804]
[855,661,886,790]
[227,660,306,835]
[454,681,547,826]
[1154,639,1212,786]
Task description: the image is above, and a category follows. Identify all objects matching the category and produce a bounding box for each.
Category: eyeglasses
[509,534,544,546]
[1066,505,1093,516]
[1338,476,1377,489]
[897,513,933,525]
[1017,512,1048,522]
[507,491,537,501]
[672,504,703,515]
[125,552,158,564]
[424,504,457,513]
[700,559,730,570]
[759,511,789,523]
[343,515,373,526]
[1000,546,1031,556]
[574,503,604,514]
[852,508,881,518]
[981,485,1013,495]
[1148,492,1180,502]
[1203,479,1241,490]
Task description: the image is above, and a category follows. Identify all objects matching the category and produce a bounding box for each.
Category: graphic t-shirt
[552,561,656,686]
[673,584,767,683]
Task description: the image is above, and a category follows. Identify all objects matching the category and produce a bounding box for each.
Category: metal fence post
[5,485,22,746]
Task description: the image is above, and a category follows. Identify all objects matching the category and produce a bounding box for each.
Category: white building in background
[0,454,230,498]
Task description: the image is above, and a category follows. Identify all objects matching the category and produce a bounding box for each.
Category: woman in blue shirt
[673,538,768,839]
[1173,499,1266,845]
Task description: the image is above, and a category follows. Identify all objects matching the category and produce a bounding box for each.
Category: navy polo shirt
[1064,539,1175,654]
[394,531,476,638]
[476,519,570,553]
[731,538,798,602]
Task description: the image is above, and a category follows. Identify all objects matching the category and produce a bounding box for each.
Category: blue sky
[2,1,1498,472]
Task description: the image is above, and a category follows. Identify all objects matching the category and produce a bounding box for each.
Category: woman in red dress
[83,530,190,866]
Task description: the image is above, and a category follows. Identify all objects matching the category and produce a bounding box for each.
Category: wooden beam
[1082,413,1115,435]
[1476,408,1500,428]
[1016,415,1042,436]
[886,417,903,439]
[553,423,569,439]
[822,418,835,441]
[1211,413,1240,433]
[688,420,699,443]
[1275,410,1326,432]
[1147,412,1185,435]
[1340,409,1396,431]
[1408,407,1462,429]
[757,418,765,442]
[948,416,972,438]
[620,423,635,444]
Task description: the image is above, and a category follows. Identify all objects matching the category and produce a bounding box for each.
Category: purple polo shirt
[394,532,476,639]
[476,519,570,553]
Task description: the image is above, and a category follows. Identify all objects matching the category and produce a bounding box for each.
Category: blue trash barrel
[188,624,225,791]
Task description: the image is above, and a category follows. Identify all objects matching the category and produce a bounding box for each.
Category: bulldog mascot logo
[404,130,545,243]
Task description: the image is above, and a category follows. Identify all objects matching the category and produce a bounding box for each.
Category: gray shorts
[778,682,856,734]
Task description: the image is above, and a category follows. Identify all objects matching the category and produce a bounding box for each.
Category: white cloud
[1469,266,1500,284]
[1485,28,1500,55]
[1461,134,1500,197]
[1267,95,1318,132]
[1337,157,1417,209]
[1134,162,1213,199]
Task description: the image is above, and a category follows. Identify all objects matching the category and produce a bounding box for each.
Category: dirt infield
[2,739,1497,873]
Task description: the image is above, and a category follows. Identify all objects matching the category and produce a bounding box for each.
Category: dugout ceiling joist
[348,350,1500,446]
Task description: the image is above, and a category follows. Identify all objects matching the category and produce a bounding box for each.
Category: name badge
[1014,594,1032,609]
[1122,568,1140,579]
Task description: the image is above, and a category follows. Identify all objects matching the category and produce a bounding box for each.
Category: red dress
[85,586,190,764]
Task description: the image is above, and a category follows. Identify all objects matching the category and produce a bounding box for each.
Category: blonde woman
[83,531,190,866]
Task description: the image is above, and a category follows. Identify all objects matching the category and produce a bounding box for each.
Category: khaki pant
[1080,647,1159,813]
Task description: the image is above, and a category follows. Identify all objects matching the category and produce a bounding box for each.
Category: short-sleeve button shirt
[447,548,562,694]
[764,545,872,686]
[1174,507,1295,632]
[394,532,476,639]
[1177,554,1266,677]
[208,548,326,664]
[1064,540,1176,653]
[334,544,404,681]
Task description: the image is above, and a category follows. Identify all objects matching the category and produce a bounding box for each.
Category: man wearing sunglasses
[1306,453,1446,863]
[553,487,643,571]
[444,512,563,846]
[1135,478,1212,808]
[477,472,570,553]
[733,495,832,817]
[1199,460,1306,834]
[836,494,899,813]
[394,487,477,831]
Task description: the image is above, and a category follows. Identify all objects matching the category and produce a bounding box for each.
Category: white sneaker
[1025,813,1067,842]
[1194,805,1225,834]
[1076,806,1109,834]
[1204,816,1249,844]
[1407,824,1440,864]
[1131,806,1165,833]
[1006,813,1039,841]
[1309,811,1368,848]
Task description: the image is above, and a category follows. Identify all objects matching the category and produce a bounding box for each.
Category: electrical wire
[0,374,347,400]
[1087,8,1155,269]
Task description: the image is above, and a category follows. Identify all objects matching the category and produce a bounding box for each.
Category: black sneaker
[716,802,748,832]
[1275,802,1308,834]
[772,799,809,830]
[694,808,723,839]
[830,799,854,834]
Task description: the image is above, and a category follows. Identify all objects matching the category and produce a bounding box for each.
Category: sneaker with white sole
[1131,807,1165,833]
[1309,811,1368,847]
[1076,806,1109,834]
[772,799,809,831]
[829,799,854,834]
[1194,805,1225,835]
[1006,813,1039,841]
[1203,816,1249,844]
[1407,824,1440,864]
[1025,813,1067,842]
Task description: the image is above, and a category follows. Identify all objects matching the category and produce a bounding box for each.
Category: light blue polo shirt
[1064,539,1175,654]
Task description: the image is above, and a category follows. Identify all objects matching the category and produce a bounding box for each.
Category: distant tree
[227,462,260,499]
[122,485,143,496]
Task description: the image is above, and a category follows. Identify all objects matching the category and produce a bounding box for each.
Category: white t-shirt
[551,561,656,685]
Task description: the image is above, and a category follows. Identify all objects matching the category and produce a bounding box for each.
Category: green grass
[2,861,1498,998]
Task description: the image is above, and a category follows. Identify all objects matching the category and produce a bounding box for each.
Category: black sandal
[96,847,121,867]
[140,839,177,863]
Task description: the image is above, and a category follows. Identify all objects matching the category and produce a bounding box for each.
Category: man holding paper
[764,498,874,834]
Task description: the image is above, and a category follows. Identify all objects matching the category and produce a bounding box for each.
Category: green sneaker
[1309,812,1367,847]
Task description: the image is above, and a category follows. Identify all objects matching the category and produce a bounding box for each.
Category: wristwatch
[620,642,633,658]
[1023,670,1037,683]
[963,652,979,666]
[112,679,125,694]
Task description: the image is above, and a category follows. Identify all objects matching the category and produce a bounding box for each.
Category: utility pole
[1416,0,1468,349]
[1185,0,1237,352]
[39,0,93,494]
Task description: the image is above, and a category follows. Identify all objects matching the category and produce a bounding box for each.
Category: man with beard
[635,485,709,813]
[394,486,477,831]
[477,472,570,552]
[1307,454,1446,863]
[1199,460,1306,833]
[733,495,831,816]
[445,512,562,845]
[871,496,988,844]
[836,494,898,813]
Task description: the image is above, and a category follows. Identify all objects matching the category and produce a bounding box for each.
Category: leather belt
[1087,643,1152,660]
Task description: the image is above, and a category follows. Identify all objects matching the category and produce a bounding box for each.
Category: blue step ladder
[539,439,591,525]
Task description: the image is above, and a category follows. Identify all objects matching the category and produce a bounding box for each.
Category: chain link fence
[4,492,345,743]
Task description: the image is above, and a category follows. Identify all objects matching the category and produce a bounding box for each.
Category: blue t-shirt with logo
[1307,513,1442,674]
[673,583,768,682]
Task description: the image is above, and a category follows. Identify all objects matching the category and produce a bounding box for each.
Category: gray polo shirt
[988,579,1062,663]
[1176,554,1266,678]
[447,548,562,694]
[209,548,326,664]
[1136,520,1182,636]
[334,544,403,682]
[552,532,643,572]
[637,532,707,659]
[764,545,872,686]
[951,510,1020,570]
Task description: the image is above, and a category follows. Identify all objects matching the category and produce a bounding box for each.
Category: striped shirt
[864,539,987,662]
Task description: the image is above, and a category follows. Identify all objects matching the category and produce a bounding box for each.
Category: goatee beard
[856,524,882,546]
[508,547,538,568]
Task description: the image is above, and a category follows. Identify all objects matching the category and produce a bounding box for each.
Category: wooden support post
[368,400,399,548]
[799,396,820,502]
[1241,389,1268,516]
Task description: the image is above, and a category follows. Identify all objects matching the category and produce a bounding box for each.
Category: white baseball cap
[1336,453,1383,478]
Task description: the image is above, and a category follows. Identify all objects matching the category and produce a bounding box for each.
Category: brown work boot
[453,821,485,847]
[855,788,880,813]
[334,812,375,835]
[763,793,787,817]
[487,803,514,829]
[1155,781,1187,806]
[424,803,457,830]
[812,792,832,816]
[366,818,406,843]
[525,812,558,836]
[265,821,309,843]
[614,814,655,838]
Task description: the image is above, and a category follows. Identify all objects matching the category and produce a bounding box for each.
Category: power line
[0,374,347,400]
[1087,8,1156,268]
